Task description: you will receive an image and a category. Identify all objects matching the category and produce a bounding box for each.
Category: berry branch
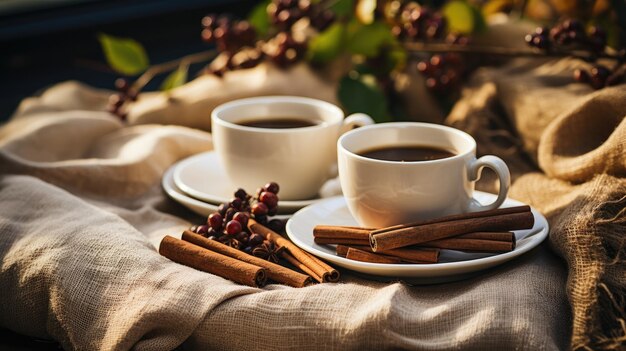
[107,49,218,120]
[132,50,218,93]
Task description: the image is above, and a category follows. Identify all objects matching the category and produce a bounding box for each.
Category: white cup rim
[338,122,477,165]
[211,96,344,134]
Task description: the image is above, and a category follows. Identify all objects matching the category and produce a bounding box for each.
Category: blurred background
[0,0,256,121]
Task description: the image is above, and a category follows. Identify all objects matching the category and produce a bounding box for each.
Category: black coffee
[238,117,318,129]
[358,145,455,162]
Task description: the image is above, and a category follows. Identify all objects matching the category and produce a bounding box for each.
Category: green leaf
[98,33,149,75]
[330,0,355,17]
[347,21,395,57]
[338,74,390,123]
[248,0,271,37]
[307,23,346,63]
[442,1,485,34]
[160,66,188,91]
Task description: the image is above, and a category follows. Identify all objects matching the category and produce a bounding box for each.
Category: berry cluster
[391,3,447,41]
[106,78,137,120]
[263,32,307,67]
[190,182,285,262]
[202,15,257,52]
[201,0,336,76]
[268,0,334,32]
[416,52,464,93]
[387,3,470,95]
[526,20,606,54]
[201,15,263,76]
[574,65,624,89]
[526,19,625,89]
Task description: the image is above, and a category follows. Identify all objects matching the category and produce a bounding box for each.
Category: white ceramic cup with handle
[337,122,511,228]
[212,96,374,200]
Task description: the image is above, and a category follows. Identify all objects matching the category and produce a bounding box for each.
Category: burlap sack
[447,58,626,350]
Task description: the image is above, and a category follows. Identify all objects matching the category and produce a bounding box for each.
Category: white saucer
[163,165,219,217]
[163,164,290,219]
[173,151,320,213]
[286,193,549,279]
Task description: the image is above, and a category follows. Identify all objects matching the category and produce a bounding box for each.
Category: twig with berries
[106,50,218,120]
[525,19,625,89]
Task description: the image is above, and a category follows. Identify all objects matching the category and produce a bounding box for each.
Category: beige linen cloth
[0,60,622,350]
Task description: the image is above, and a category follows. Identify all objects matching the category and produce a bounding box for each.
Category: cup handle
[341,113,374,133]
[466,155,511,212]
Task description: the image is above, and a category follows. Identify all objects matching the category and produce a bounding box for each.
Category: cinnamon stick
[370,207,533,251]
[417,238,515,252]
[281,251,323,283]
[182,231,311,288]
[249,219,340,283]
[314,237,370,246]
[336,245,438,263]
[346,247,402,264]
[317,232,513,254]
[313,225,374,240]
[455,231,515,243]
[371,205,531,234]
[314,226,515,244]
[159,235,266,287]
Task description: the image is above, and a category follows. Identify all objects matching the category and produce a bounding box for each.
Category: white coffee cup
[212,96,374,200]
[338,122,511,228]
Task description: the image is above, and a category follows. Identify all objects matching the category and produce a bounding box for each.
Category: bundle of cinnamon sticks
[158,220,339,288]
[314,205,534,264]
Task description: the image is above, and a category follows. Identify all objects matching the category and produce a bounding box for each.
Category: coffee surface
[358,145,455,162]
[238,117,318,129]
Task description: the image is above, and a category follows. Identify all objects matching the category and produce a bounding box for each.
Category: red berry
[195,224,209,235]
[252,202,269,215]
[208,213,223,230]
[259,191,278,209]
[268,207,277,216]
[235,231,250,244]
[234,188,248,200]
[263,182,280,194]
[225,208,236,221]
[226,220,242,235]
[230,198,243,210]
[115,78,129,92]
[233,212,249,226]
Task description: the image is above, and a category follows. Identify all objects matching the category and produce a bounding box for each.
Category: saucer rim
[172,151,321,210]
[163,165,292,218]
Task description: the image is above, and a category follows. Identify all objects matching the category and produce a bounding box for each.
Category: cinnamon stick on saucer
[314,237,371,246]
[417,238,515,252]
[345,247,402,264]
[249,219,339,283]
[182,231,312,288]
[336,245,438,264]
[159,235,267,287]
[370,206,533,252]
[314,225,515,243]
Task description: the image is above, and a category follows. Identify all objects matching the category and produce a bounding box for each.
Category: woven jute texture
[448,58,626,350]
[0,58,619,350]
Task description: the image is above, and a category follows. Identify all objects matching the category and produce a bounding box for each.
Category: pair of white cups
[212,96,510,228]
